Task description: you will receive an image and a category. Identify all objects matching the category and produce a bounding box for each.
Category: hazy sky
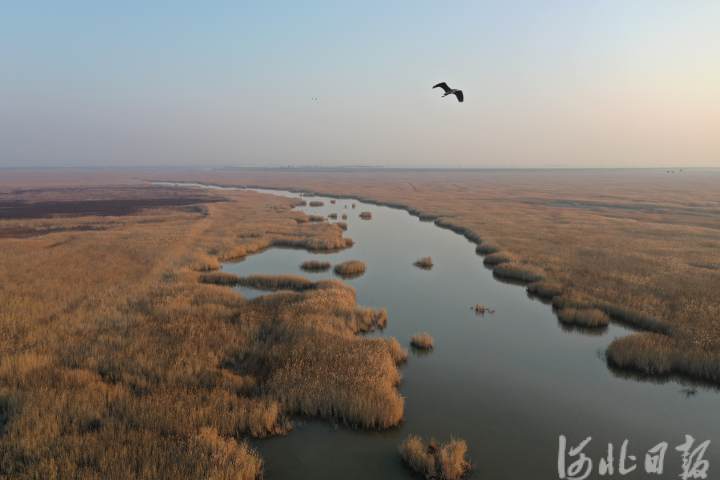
[2,1,718,168]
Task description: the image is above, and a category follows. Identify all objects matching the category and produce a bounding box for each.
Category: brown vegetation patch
[334,260,367,278]
[336,221,348,231]
[526,281,563,300]
[194,427,263,480]
[0,191,220,220]
[492,263,544,283]
[475,243,499,255]
[308,201,324,207]
[359,211,372,220]
[300,260,331,272]
[482,251,515,266]
[328,213,338,219]
[399,435,471,480]
[237,274,316,291]
[414,257,434,270]
[557,308,610,328]
[410,332,434,350]
[0,186,403,477]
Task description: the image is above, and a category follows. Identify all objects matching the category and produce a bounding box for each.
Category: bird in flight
[433,82,464,102]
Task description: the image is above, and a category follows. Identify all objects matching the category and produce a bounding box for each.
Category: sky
[1,1,718,168]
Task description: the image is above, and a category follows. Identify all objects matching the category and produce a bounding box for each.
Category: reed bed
[308,215,325,222]
[237,274,316,291]
[328,213,338,219]
[308,200,324,207]
[557,307,609,328]
[399,435,470,480]
[194,427,263,480]
[199,271,241,286]
[334,260,367,278]
[385,338,409,364]
[336,221,348,231]
[475,243,499,255]
[300,260,331,272]
[410,332,434,350]
[0,186,404,477]
[492,263,544,283]
[413,257,434,270]
[341,213,347,220]
[482,251,515,266]
[526,281,563,300]
[193,252,221,272]
[359,211,372,220]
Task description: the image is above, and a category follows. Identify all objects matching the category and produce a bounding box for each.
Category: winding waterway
[165,183,719,479]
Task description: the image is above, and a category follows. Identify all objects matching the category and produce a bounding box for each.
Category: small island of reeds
[414,257,433,269]
[399,435,470,480]
[410,332,434,350]
[334,260,367,278]
[300,260,332,272]
[359,211,372,220]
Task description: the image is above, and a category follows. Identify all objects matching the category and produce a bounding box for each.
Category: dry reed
[410,332,434,350]
[557,308,610,328]
[334,260,367,278]
[300,260,331,272]
[414,257,434,270]
[399,435,470,480]
[0,185,404,477]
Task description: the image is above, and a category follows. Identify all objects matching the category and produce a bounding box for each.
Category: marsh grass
[328,213,338,219]
[492,263,544,283]
[199,271,241,286]
[0,186,404,477]
[193,252,221,272]
[482,252,514,266]
[300,260,331,272]
[194,427,263,480]
[336,221,348,231]
[399,435,470,480]
[475,243,499,255]
[341,213,347,220]
[308,200,324,207]
[557,307,609,328]
[410,332,434,350]
[359,211,372,220]
[385,338,409,364]
[308,215,325,222]
[607,332,720,383]
[334,260,367,278]
[526,281,563,300]
[237,274,316,291]
[413,257,434,270]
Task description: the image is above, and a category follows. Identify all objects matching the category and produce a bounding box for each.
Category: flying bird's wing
[454,90,464,102]
[433,82,451,94]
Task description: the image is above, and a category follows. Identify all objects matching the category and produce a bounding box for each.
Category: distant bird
[433,82,464,102]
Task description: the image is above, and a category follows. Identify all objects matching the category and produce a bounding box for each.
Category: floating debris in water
[472,304,495,315]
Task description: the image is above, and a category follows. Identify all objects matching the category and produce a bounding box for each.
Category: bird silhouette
[433,82,464,102]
